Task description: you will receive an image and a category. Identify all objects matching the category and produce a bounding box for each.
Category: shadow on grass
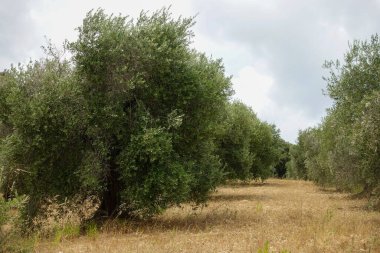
[318,187,339,194]
[95,191,270,234]
[209,193,269,202]
[316,187,376,212]
[99,207,251,234]
[222,180,285,189]
[90,180,287,234]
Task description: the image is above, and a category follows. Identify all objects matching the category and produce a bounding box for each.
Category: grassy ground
[36,179,380,252]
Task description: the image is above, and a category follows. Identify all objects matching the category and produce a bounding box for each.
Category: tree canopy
[0,9,233,218]
[217,101,282,181]
[288,35,380,205]
[0,8,287,222]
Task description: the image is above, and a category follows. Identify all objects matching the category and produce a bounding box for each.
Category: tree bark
[98,145,121,217]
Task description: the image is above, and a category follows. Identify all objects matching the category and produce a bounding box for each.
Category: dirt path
[38,179,380,252]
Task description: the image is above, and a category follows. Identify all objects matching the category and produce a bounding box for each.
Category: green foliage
[257,241,291,253]
[287,130,309,180]
[217,102,282,181]
[0,8,232,219]
[0,195,33,252]
[251,122,282,181]
[0,55,89,218]
[257,241,271,253]
[84,221,98,239]
[291,34,380,201]
[352,91,380,193]
[53,223,81,243]
[118,124,191,216]
[273,139,291,178]
[217,102,256,180]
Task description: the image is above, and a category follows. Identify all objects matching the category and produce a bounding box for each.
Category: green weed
[257,241,291,253]
[53,223,80,243]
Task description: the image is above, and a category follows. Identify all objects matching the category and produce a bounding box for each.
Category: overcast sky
[1,0,380,143]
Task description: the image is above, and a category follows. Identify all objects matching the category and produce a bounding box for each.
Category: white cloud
[263,105,320,143]
[232,66,319,142]
[232,66,274,117]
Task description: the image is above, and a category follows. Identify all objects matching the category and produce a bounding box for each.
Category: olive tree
[217,101,281,181]
[0,8,232,218]
[292,34,380,198]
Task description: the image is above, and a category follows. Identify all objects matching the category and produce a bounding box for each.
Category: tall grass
[34,179,380,252]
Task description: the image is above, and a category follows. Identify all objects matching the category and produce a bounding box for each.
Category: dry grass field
[36,179,380,253]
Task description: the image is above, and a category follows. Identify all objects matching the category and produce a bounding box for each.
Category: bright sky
[2,0,380,143]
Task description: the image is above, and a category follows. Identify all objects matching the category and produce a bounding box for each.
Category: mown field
[36,179,380,253]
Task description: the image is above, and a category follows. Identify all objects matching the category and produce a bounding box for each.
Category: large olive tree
[0,9,232,218]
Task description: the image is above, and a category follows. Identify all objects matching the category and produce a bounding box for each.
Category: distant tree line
[287,35,380,208]
[0,8,287,224]
[216,101,286,181]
